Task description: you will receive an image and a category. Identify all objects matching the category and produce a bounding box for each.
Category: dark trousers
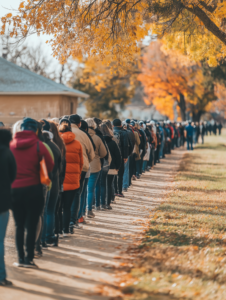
[55,193,62,235]
[107,175,115,205]
[70,171,86,224]
[12,184,44,261]
[114,162,124,194]
[62,189,78,233]
[187,136,193,150]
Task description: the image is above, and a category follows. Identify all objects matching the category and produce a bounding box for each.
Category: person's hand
[124,158,128,163]
[116,169,119,172]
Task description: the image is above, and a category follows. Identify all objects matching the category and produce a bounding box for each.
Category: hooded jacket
[88,128,108,173]
[60,131,83,191]
[0,129,17,213]
[10,130,54,189]
[71,124,95,172]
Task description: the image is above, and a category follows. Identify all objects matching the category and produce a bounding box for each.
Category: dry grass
[120,131,226,300]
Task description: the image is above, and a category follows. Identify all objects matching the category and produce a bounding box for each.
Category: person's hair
[99,123,113,137]
[49,121,66,156]
[103,119,113,131]
[59,123,71,133]
[85,118,97,129]
[12,120,23,137]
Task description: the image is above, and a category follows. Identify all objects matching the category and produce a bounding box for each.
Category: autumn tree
[71,65,135,119]
[139,41,216,121]
[1,0,226,69]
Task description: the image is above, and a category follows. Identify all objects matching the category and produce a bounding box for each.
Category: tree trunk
[192,111,202,122]
[185,5,226,45]
[178,93,186,121]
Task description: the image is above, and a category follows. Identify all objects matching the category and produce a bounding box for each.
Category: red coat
[10,131,54,189]
[60,131,83,191]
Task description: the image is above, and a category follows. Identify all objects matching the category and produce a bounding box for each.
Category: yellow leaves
[19,2,24,9]
[5,13,13,18]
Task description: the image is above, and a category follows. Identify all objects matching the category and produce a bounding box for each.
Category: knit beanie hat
[125,119,131,124]
[112,119,122,127]
[69,114,82,125]
[21,118,38,132]
[59,118,71,127]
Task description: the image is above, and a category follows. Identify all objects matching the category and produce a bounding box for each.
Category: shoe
[46,236,58,247]
[59,234,63,239]
[111,200,116,204]
[132,175,136,180]
[87,210,95,218]
[117,193,125,198]
[41,241,48,248]
[106,205,112,210]
[78,217,84,223]
[136,175,140,179]
[13,258,25,268]
[69,226,74,234]
[0,279,13,286]
[122,188,128,192]
[34,250,42,259]
[114,193,119,197]
[95,206,100,210]
[100,205,107,210]
[63,232,69,237]
[74,223,83,229]
[24,260,38,269]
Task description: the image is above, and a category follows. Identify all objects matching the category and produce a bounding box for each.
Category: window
[70,102,74,114]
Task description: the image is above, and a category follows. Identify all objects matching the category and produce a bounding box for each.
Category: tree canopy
[1,0,226,68]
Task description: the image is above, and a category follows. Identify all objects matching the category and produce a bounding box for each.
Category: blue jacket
[185,124,194,137]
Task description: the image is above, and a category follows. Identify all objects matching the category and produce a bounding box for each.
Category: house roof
[0,57,89,98]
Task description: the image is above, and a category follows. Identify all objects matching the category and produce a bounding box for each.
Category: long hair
[59,123,71,133]
[103,119,113,131]
[12,120,23,138]
[49,121,66,156]
[99,123,113,138]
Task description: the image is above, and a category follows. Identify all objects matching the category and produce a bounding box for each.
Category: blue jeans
[41,190,50,243]
[78,177,89,219]
[142,161,148,172]
[95,168,108,207]
[87,172,100,211]
[123,157,130,189]
[0,211,9,281]
[187,136,193,150]
[46,182,59,240]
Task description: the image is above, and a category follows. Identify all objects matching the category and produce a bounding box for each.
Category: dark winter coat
[104,136,122,170]
[113,126,130,160]
[0,129,17,213]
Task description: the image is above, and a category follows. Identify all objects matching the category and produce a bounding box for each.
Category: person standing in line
[185,121,194,150]
[86,118,107,217]
[0,128,17,286]
[200,122,205,144]
[113,119,130,196]
[218,122,222,135]
[11,118,54,268]
[41,120,62,246]
[59,121,83,235]
[99,123,121,209]
[69,114,95,229]
[49,121,66,238]
[196,122,200,143]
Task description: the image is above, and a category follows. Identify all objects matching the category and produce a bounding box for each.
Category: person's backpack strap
[37,141,40,153]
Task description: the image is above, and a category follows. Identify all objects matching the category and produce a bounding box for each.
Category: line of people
[0,116,196,285]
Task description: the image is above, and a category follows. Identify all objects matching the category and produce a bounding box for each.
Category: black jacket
[113,126,130,160]
[104,136,122,170]
[0,129,17,213]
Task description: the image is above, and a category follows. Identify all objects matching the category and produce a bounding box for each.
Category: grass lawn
[120,130,226,300]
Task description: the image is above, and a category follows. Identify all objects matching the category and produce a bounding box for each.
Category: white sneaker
[63,232,69,237]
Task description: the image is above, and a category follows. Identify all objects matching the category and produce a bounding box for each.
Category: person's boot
[0,279,13,286]
[87,210,95,218]
[13,258,25,268]
[24,258,38,269]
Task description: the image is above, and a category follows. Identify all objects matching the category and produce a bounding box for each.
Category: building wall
[0,94,78,126]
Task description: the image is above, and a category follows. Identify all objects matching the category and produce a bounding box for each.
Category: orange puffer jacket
[60,131,83,191]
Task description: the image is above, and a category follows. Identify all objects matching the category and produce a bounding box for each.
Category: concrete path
[2,149,184,300]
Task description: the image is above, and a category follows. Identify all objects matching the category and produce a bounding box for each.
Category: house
[0,57,89,126]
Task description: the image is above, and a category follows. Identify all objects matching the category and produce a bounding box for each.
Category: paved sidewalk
[2,149,184,300]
